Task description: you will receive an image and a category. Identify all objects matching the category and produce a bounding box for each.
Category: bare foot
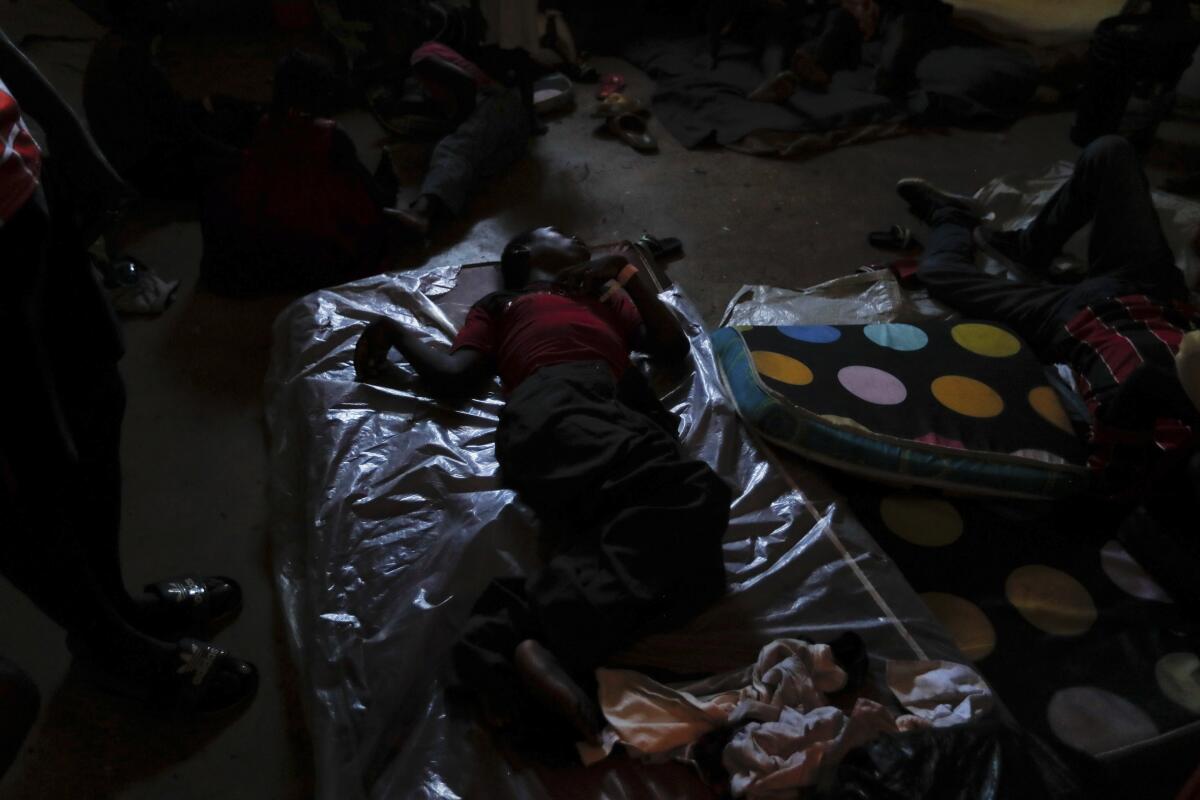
[513,639,604,745]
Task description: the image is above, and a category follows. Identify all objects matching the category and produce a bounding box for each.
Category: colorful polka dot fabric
[710,322,1090,498]
[844,486,1200,764]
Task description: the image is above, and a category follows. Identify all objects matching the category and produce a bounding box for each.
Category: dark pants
[919,135,1187,358]
[0,188,133,641]
[0,655,39,778]
[453,362,731,712]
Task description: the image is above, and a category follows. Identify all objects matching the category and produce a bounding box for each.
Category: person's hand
[556,255,627,296]
[354,319,398,381]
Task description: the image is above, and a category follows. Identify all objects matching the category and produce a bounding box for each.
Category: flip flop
[596,73,626,100]
[592,92,646,118]
[637,234,683,261]
[605,113,658,153]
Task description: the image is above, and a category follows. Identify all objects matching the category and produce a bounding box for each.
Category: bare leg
[513,639,604,745]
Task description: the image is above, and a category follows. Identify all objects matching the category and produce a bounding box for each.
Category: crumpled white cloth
[886,659,993,728]
[724,697,901,798]
[582,639,993,798]
[593,639,847,758]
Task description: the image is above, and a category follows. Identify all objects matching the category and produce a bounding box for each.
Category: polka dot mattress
[710,321,1090,498]
[844,485,1200,763]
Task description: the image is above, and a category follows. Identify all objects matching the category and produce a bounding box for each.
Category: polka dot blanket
[843,485,1200,764]
[711,321,1090,498]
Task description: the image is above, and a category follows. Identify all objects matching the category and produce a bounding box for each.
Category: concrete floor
[0,6,1196,800]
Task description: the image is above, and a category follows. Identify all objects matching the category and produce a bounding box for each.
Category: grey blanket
[625,32,1039,151]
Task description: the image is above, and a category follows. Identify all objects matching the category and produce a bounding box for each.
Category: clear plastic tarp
[265,261,960,799]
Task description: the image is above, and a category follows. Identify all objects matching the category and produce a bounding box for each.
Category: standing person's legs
[0,194,257,714]
[1022,135,1184,297]
[0,655,38,778]
[921,208,1075,354]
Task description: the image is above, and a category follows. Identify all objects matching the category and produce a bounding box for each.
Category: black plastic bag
[821,719,1088,800]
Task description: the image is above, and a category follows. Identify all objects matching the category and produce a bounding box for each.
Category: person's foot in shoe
[384,194,436,240]
[69,625,258,715]
[513,639,604,745]
[895,178,982,226]
[130,575,244,639]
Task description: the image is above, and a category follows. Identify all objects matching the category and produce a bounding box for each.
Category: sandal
[637,234,683,261]
[592,92,646,119]
[596,72,626,100]
[71,636,258,716]
[604,113,658,153]
[867,225,922,253]
[142,575,243,638]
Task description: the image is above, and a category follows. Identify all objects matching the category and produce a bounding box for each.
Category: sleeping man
[354,227,732,744]
[893,135,1200,504]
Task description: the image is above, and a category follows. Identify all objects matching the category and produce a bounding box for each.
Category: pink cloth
[410,42,493,88]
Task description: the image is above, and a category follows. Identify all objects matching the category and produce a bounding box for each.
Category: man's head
[500,227,590,289]
[272,50,339,117]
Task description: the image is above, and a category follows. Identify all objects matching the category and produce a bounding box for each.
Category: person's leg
[452,577,538,726]
[496,365,729,673]
[921,208,1075,354]
[1022,135,1184,297]
[874,2,950,94]
[806,7,863,75]
[395,87,530,236]
[462,363,730,737]
[51,362,139,619]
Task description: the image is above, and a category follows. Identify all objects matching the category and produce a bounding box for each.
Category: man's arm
[622,264,690,363]
[354,318,494,398]
[558,248,690,363]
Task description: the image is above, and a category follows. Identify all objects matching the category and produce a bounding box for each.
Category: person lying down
[354,227,733,746]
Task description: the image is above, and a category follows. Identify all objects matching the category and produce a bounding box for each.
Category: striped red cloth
[0,77,41,224]
[1057,294,1200,494]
